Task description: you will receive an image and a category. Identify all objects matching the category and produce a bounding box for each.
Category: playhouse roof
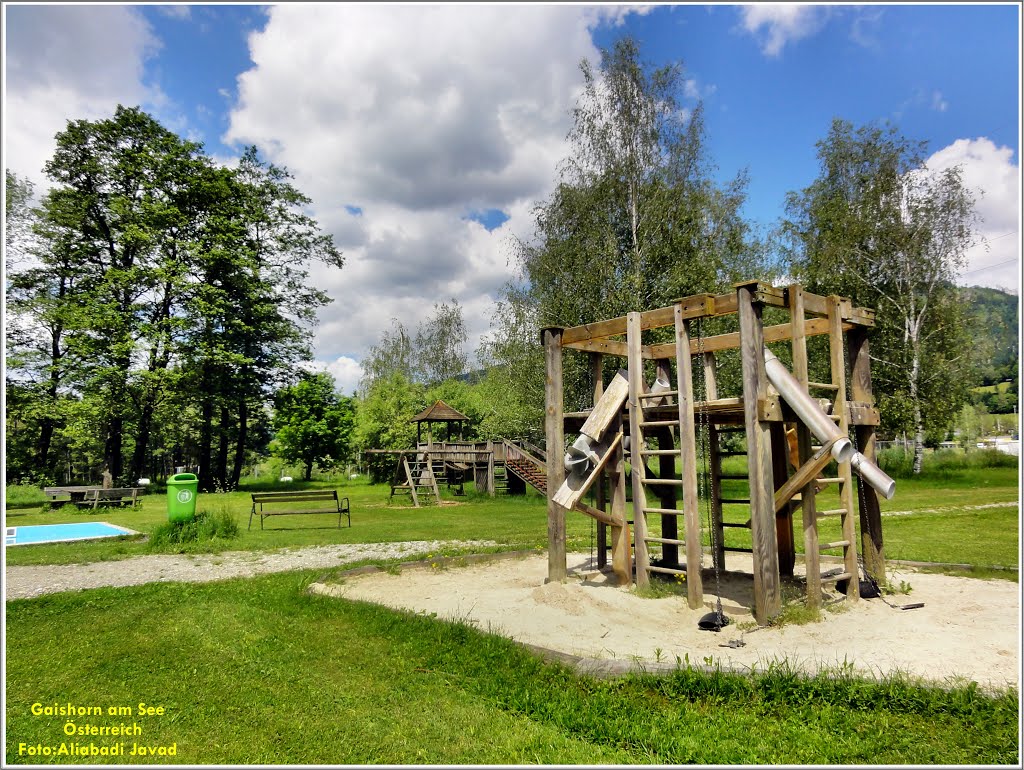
[411,400,470,423]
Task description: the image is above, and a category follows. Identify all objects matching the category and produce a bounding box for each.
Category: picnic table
[44,486,143,509]
[44,486,102,506]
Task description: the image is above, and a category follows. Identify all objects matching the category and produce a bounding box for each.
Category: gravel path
[4,540,497,600]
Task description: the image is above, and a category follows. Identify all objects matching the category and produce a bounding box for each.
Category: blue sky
[4,3,1020,394]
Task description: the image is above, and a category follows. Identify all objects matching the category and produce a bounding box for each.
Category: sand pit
[311,551,1021,690]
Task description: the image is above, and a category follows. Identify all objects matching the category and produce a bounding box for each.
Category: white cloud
[926,138,1020,293]
[223,5,629,370]
[3,6,163,190]
[312,356,364,397]
[737,5,826,57]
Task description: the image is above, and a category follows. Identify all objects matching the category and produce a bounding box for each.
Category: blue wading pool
[5,522,139,546]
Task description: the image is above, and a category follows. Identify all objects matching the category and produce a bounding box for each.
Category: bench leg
[248,509,254,530]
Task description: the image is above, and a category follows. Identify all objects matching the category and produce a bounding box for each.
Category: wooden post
[543,327,566,582]
[591,353,608,569]
[737,282,781,623]
[655,357,679,567]
[486,439,495,497]
[609,412,631,585]
[828,296,859,601]
[789,284,821,607]
[676,311,704,609]
[627,312,651,588]
[770,422,795,576]
[848,326,885,583]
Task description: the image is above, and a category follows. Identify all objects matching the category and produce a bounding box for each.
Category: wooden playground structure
[369,399,549,506]
[542,281,894,625]
[379,438,548,506]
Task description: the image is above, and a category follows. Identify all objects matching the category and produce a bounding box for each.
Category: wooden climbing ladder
[628,309,704,608]
[389,452,441,507]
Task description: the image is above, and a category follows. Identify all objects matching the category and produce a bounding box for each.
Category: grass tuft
[147,509,240,552]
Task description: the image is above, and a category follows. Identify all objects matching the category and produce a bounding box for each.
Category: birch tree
[784,119,979,472]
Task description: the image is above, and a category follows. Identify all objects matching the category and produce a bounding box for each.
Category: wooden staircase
[503,440,547,493]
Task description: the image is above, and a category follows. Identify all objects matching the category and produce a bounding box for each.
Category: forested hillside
[964,286,1019,414]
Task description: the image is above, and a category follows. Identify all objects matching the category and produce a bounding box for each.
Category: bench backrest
[251,490,339,504]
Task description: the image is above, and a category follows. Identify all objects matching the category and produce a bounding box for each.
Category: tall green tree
[414,299,468,386]
[5,107,342,487]
[359,319,414,394]
[492,36,763,420]
[31,106,212,483]
[271,371,355,481]
[186,148,342,491]
[353,371,425,481]
[783,119,979,472]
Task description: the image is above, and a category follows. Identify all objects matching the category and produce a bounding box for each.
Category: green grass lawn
[4,463,1021,764]
[3,479,592,566]
[5,464,1019,570]
[712,462,1019,571]
[5,571,1018,765]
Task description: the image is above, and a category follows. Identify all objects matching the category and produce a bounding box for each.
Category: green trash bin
[167,473,199,523]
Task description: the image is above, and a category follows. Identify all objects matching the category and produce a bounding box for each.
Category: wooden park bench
[249,490,351,530]
[74,487,143,510]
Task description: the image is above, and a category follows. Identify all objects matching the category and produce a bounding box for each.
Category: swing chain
[695,318,725,620]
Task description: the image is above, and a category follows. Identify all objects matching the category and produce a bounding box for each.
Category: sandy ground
[312,551,1022,690]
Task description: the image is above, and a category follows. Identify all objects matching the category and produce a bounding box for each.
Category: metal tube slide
[763,349,854,464]
[851,451,897,500]
[763,349,896,499]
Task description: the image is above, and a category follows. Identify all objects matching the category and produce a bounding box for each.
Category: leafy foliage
[491,36,769,421]
[783,119,979,471]
[272,372,355,481]
[4,106,341,489]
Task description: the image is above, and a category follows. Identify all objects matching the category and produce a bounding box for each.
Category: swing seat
[836,577,880,598]
[698,610,731,631]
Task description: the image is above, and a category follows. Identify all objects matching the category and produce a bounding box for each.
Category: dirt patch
[311,551,1021,690]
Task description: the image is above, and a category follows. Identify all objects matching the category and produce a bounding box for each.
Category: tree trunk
[231,397,248,489]
[198,385,214,492]
[909,333,925,474]
[304,459,313,481]
[105,414,124,484]
[130,401,154,484]
[215,406,231,490]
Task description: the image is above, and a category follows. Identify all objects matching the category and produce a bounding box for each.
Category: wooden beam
[647,317,833,359]
[789,284,821,608]
[543,327,566,582]
[574,500,624,527]
[774,439,837,513]
[579,370,629,440]
[738,284,782,624]
[627,312,651,588]
[609,412,631,585]
[828,296,859,602]
[591,354,607,570]
[561,306,675,345]
[849,326,885,582]
[562,338,630,358]
[771,422,796,576]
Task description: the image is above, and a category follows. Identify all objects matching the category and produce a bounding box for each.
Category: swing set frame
[542,280,888,625]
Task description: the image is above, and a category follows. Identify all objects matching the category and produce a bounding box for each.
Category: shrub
[878,447,1017,479]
